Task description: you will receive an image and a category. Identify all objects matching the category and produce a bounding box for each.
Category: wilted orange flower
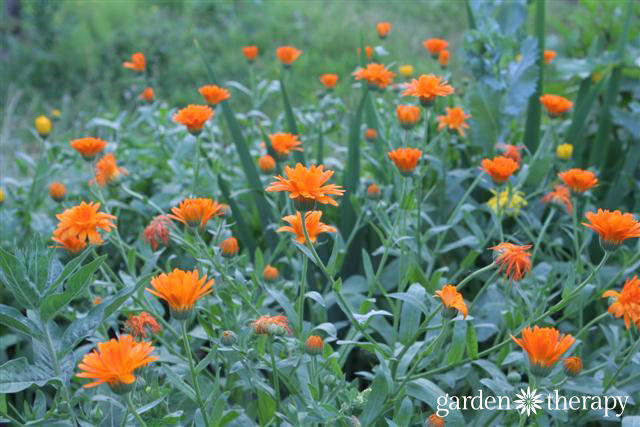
[364,128,377,141]
[51,233,87,254]
[252,315,290,336]
[220,237,239,257]
[276,46,302,66]
[426,414,445,427]
[126,312,161,341]
[490,242,532,281]
[396,105,421,129]
[602,276,640,330]
[357,45,374,59]
[305,335,324,355]
[76,335,157,391]
[497,143,523,165]
[435,285,468,319]
[438,50,450,67]
[122,52,145,72]
[93,297,102,305]
[402,74,454,106]
[49,182,65,202]
[147,269,214,318]
[243,45,259,62]
[258,154,276,173]
[512,326,575,375]
[583,209,640,248]
[267,133,303,158]
[143,215,172,251]
[353,63,395,90]
[319,73,339,89]
[53,201,116,245]
[277,211,337,244]
[423,38,448,56]
[139,87,154,102]
[388,147,422,176]
[437,107,471,136]
[540,94,573,116]
[266,163,344,207]
[169,198,225,228]
[544,50,557,64]
[70,137,107,160]
[263,265,279,282]
[92,153,127,187]
[542,185,573,214]
[558,168,597,192]
[199,85,231,105]
[563,356,583,376]
[376,22,391,39]
[367,183,381,200]
[173,104,213,135]
[481,156,519,184]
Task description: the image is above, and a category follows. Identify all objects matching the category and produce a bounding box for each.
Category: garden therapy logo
[436,389,629,418]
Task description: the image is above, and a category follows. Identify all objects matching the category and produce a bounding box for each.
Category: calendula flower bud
[507,370,521,384]
[563,356,582,377]
[258,155,276,174]
[49,182,66,202]
[367,183,381,200]
[364,128,377,142]
[262,265,279,282]
[304,335,324,356]
[220,237,239,258]
[221,330,237,346]
[425,414,445,427]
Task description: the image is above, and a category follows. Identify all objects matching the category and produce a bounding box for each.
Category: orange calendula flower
[70,137,107,160]
[376,21,391,39]
[76,335,157,393]
[542,185,573,214]
[423,38,448,56]
[602,276,640,330]
[353,63,395,90]
[512,326,575,376]
[364,128,378,141]
[437,107,471,137]
[544,50,557,64]
[125,312,161,341]
[143,215,172,251]
[497,143,523,165]
[426,414,446,427]
[276,46,302,66]
[267,133,303,158]
[258,154,276,174]
[305,335,324,355]
[396,105,421,129]
[263,265,279,282]
[53,201,116,245]
[540,94,573,116]
[438,50,450,67]
[199,85,231,105]
[435,285,468,319]
[139,87,154,102]
[252,315,291,336]
[563,356,583,377]
[49,182,66,202]
[481,156,519,184]
[357,45,374,60]
[220,237,239,257]
[93,153,127,187]
[147,269,214,319]
[169,198,225,228]
[173,104,213,135]
[388,147,422,176]
[558,168,597,193]
[583,209,640,249]
[319,73,339,89]
[243,45,259,62]
[402,74,454,107]
[490,242,532,282]
[266,163,344,209]
[51,232,87,254]
[122,52,146,72]
[367,183,381,200]
[277,211,337,244]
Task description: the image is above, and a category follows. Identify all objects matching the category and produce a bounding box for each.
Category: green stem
[531,208,555,264]
[572,196,583,275]
[193,135,201,196]
[298,255,309,336]
[268,339,281,411]
[456,262,496,292]
[603,336,640,392]
[125,393,148,427]
[181,321,210,425]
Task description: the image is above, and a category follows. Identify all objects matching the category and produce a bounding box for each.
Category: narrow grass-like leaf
[566,76,607,166]
[522,0,545,151]
[218,174,258,254]
[279,77,304,164]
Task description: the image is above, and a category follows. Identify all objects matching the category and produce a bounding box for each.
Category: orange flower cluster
[437,107,470,136]
[173,105,213,135]
[276,46,302,65]
[353,63,395,90]
[603,276,640,330]
[252,315,290,335]
[70,137,107,160]
[169,198,226,228]
[490,242,532,281]
[402,74,454,106]
[388,147,422,176]
[53,201,116,248]
[199,85,231,105]
[266,163,344,208]
[512,326,574,376]
[277,211,337,244]
[435,285,468,318]
[147,269,214,318]
[558,168,597,192]
[481,156,519,183]
[540,94,573,116]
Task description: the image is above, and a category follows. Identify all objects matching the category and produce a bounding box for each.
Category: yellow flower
[0,187,5,204]
[35,115,52,137]
[398,65,414,77]
[556,143,573,160]
[51,109,61,119]
[486,189,527,216]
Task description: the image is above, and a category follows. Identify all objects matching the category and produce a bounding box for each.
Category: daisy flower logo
[514,387,544,416]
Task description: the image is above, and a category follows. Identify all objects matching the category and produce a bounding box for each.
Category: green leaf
[359,370,389,426]
[27,155,48,209]
[40,255,106,322]
[163,366,196,402]
[218,174,257,255]
[257,389,276,425]
[406,379,465,424]
[43,249,91,297]
[0,247,39,309]
[0,305,43,339]
[0,357,57,393]
[398,284,426,344]
[279,77,304,164]
[466,323,479,360]
[447,320,467,364]
[522,0,545,151]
